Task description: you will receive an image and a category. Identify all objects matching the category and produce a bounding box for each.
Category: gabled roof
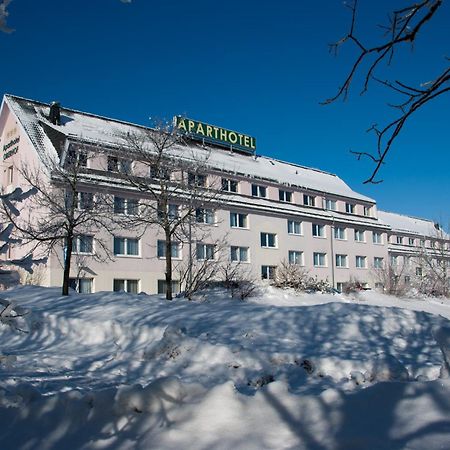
[4,94,374,202]
[378,210,449,239]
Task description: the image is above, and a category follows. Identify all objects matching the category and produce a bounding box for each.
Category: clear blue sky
[1,0,448,224]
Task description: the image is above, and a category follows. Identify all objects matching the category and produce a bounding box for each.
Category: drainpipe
[330,214,336,289]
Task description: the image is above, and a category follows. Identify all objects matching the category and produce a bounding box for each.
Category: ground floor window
[336,282,344,293]
[113,279,139,293]
[69,278,93,294]
[261,265,276,280]
[157,279,180,295]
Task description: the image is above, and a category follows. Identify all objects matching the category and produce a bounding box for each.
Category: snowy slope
[0,286,449,450]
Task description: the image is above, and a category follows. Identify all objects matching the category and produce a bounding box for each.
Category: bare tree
[2,147,114,295]
[416,227,450,296]
[116,122,223,300]
[372,257,408,296]
[324,0,448,183]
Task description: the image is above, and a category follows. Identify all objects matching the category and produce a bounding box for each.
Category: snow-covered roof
[378,210,449,239]
[4,94,374,203]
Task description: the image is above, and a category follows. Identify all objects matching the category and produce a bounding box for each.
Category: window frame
[230,246,249,263]
[313,252,327,267]
[113,236,140,257]
[230,212,248,229]
[279,190,293,202]
[355,255,367,269]
[260,232,277,248]
[221,178,238,193]
[251,184,267,198]
[312,223,325,238]
[288,250,303,265]
[287,220,302,235]
[335,254,348,268]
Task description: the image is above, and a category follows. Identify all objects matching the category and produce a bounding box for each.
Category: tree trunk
[62,234,73,296]
[165,229,173,300]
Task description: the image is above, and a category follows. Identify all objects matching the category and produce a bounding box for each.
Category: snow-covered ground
[0,285,449,450]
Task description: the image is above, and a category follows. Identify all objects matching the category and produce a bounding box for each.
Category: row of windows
[76,151,372,217]
[391,235,450,250]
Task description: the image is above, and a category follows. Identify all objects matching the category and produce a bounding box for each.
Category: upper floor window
[373,231,383,244]
[303,194,315,207]
[108,156,132,174]
[72,235,94,254]
[158,203,179,220]
[67,148,88,168]
[7,166,13,185]
[288,220,302,235]
[288,250,303,265]
[396,236,403,245]
[313,252,327,267]
[222,178,238,193]
[66,191,93,211]
[231,246,249,263]
[335,254,348,268]
[150,165,170,181]
[157,240,181,259]
[363,206,371,217]
[279,190,292,202]
[230,212,248,228]
[114,196,139,216]
[356,255,367,268]
[252,184,267,198]
[346,203,355,214]
[188,172,206,187]
[114,237,140,256]
[334,227,346,240]
[390,255,399,266]
[312,224,325,238]
[196,208,215,225]
[325,199,336,211]
[196,243,216,260]
[374,257,384,269]
[354,229,365,242]
[416,266,423,276]
[420,239,425,247]
[260,232,277,248]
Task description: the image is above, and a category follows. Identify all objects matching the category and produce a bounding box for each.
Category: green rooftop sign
[174,116,256,154]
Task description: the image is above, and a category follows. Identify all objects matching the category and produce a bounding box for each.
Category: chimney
[49,101,61,125]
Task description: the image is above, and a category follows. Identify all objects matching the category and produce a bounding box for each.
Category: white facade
[1,94,448,294]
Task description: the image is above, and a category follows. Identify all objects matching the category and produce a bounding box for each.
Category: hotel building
[1,94,448,294]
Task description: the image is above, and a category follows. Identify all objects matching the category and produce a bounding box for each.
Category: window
[303,194,315,207]
[420,239,425,247]
[374,257,384,269]
[188,172,206,187]
[157,279,180,295]
[69,278,93,294]
[396,236,403,244]
[73,235,93,254]
[108,156,131,173]
[335,254,348,268]
[150,165,170,180]
[7,166,13,184]
[196,243,216,260]
[230,212,248,228]
[373,231,383,244]
[158,203,179,220]
[66,191,94,210]
[336,282,344,293]
[231,246,249,262]
[67,148,88,168]
[363,206,371,217]
[260,232,277,248]
[325,199,336,211]
[354,230,365,242]
[313,252,327,267]
[312,224,325,238]
[221,178,238,193]
[113,279,139,293]
[288,220,302,235]
[157,240,181,259]
[416,267,423,276]
[288,250,303,265]
[404,276,411,285]
[334,227,346,240]
[196,208,215,224]
[356,256,367,269]
[345,203,355,214]
[251,184,267,198]
[114,237,140,256]
[261,265,276,280]
[114,196,138,215]
[279,190,292,202]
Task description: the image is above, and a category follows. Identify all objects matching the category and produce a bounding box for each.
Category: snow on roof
[4,94,374,203]
[378,210,449,239]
